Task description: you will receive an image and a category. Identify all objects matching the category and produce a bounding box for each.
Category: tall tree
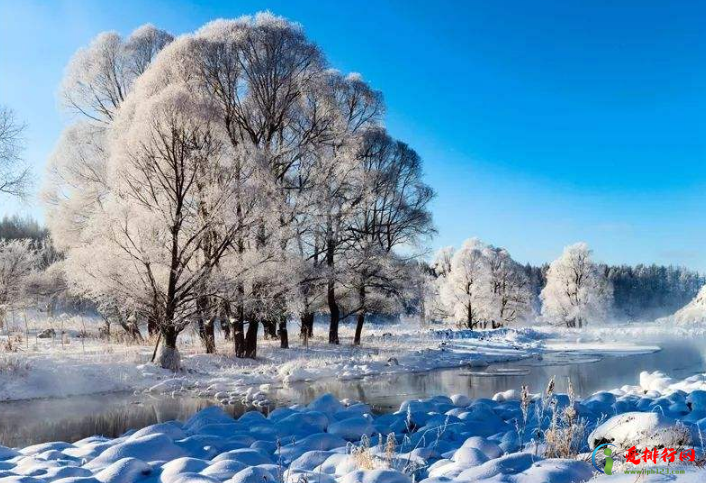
[345,128,434,344]
[439,238,493,328]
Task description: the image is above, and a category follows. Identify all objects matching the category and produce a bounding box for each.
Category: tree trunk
[326,240,340,345]
[232,299,246,358]
[300,311,314,339]
[263,319,277,339]
[157,326,180,371]
[198,317,216,354]
[244,318,258,359]
[419,293,426,327]
[147,312,158,336]
[466,303,473,329]
[197,296,216,354]
[278,316,289,349]
[353,287,366,346]
[163,328,178,348]
[328,282,340,344]
[221,318,231,341]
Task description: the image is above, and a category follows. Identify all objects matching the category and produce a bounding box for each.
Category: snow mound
[588,412,693,450]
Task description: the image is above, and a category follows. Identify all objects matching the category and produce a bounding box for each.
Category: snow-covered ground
[2,369,706,482]
[0,316,661,403]
[4,316,706,480]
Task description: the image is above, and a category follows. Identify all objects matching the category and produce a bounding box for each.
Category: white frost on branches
[436,238,532,328]
[540,242,612,327]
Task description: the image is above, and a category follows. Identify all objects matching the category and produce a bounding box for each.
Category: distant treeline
[0,215,49,243]
[522,263,705,321]
[1,215,703,323]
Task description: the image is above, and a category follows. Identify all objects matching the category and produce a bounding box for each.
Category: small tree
[484,245,533,327]
[540,242,612,327]
[439,238,492,328]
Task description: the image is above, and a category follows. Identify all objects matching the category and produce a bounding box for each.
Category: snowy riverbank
[0,321,660,403]
[2,370,706,482]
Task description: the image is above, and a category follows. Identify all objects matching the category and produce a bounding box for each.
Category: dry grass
[543,379,587,459]
[350,435,377,470]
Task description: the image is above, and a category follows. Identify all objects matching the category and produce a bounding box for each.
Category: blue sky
[1,0,705,269]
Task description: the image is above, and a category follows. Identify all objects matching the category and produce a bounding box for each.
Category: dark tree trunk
[232,297,246,358]
[278,316,289,349]
[353,287,366,346]
[198,317,216,353]
[147,312,158,336]
[197,297,216,354]
[263,319,277,339]
[244,318,258,359]
[326,241,340,345]
[300,311,314,339]
[163,327,178,349]
[353,312,365,346]
[221,318,231,341]
[328,283,340,344]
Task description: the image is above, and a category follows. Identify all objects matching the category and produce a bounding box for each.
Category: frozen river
[1,335,703,447]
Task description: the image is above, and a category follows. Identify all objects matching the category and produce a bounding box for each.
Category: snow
[588,412,693,450]
[2,314,679,405]
[2,367,706,482]
[0,322,552,403]
[327,416,374,441]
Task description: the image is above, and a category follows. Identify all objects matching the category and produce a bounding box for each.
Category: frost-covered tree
[60,25,173,123]
[0,106,31,199]
[540,242,612,327]
[45,25,174,252]
[484,245,533,326]
[439,238,492,328]
[0,240,38,328]
[434,239,532,328]
[307,71,385,344]
[343,128,434,344]
[48,14,434,362]
[433,246,455,278]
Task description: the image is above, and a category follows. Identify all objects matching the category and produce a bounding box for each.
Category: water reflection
[0,393,257,448]
[272,336,706,409]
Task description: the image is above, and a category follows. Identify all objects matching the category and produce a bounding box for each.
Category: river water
[1,336,704,447]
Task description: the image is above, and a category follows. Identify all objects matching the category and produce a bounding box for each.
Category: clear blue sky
[2,0,706,269]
